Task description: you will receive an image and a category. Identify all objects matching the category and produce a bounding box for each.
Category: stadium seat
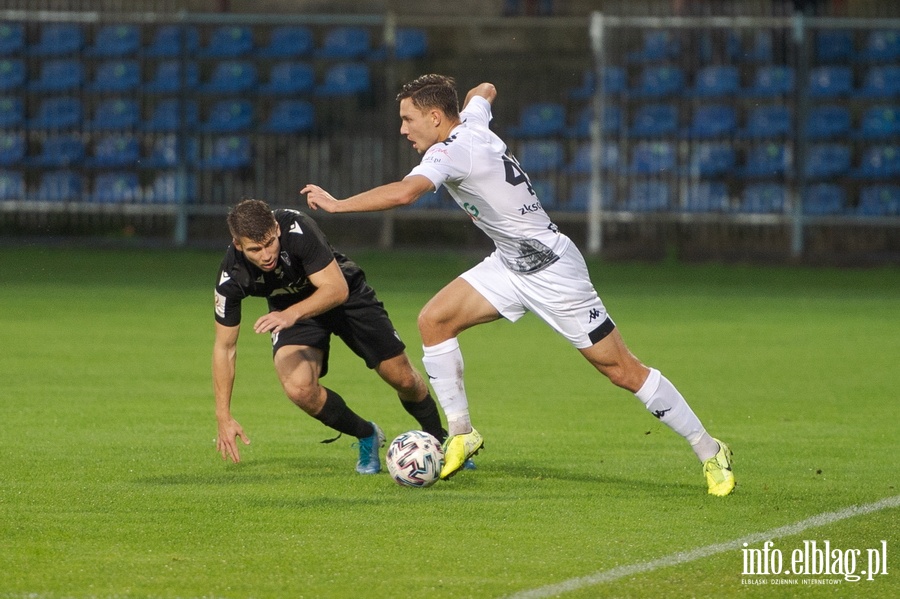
[565,180,615,211]
[370,27,429,60]
[260,100,315,133]
[143,99,198,132]
[728,30,773,63]
[567,67,626,100]
[0,132,24,166]
[851,145,900,179]
[255,25,314,58]
[628,141,676,175]
[142,134,198,169]
[564,104,621,138]
[856,30,900,63]
[745,65,795,97]
[0,97,23,128]
[316,26,371,60]
[808,66,853,98]
[529,179,557,208]
[740,183,786,213]
[314,62,371,97]
[143,60,199,93]
[805,105,851,140]
[86,98,140,130]
[684,182,730,212]
[688,65,739,98]
[815,29,854,63]
[84,24,140,57]
[623,180,670,211]
[0,23,24,56]
[856,65,900,99]
[627,30,679,63]
[0,170,23,200]
[34,170,82,202]
[197,61,258,94]
[0,59,24,91]
[198,100,254,133]
[85,135,140,168]
[197,135,252,169]
[803,183,846,215]
[857,185,900,215]
[564,142,619,174]
[854,106,900,140]
[680,104,737,139]
[738,143,789,178]
[148,172,196,203]
[259,62,315,95]
[629,66,685,98]
[26,59,83,93]
[506,102,566,138]
[91,171,141,203]
[628,103,678,138]
[804,144,851,179]
[197,25,254,58]
[737,105,791,139]
[29,23,83,56]
[144,25,199,58]
[684,143,736,178]
[515,140,565,173]
[28,97,82,130]
[87,60,141,93]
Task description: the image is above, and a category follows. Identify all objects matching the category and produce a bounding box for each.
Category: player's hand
[301,184,340,213]
[253,310,295,334]
[216,417,250,463]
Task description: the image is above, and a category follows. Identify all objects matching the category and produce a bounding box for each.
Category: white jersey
[407,96,570,273]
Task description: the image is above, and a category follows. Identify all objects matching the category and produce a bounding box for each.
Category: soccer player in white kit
[302,74,735,496]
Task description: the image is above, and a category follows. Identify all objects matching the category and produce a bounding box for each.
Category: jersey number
[502,153,535,196]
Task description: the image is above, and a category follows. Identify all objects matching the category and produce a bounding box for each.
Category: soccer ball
[386,430,444,488]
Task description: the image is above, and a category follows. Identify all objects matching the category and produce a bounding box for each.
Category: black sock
[401,394,446,442]
[314,388,374,439]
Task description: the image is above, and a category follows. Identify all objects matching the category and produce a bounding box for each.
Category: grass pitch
[1,246,898,598]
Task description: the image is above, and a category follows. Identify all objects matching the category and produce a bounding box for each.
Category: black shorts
[270,281,406,378]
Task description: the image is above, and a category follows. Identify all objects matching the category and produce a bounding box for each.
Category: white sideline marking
[506,494,900,599]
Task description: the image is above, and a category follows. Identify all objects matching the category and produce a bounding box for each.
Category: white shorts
[460,244,614,349]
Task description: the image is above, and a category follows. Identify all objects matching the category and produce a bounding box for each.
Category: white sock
[422,338,472,436]
[634,368,719,462]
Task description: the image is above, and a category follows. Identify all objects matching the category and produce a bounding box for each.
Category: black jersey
[214,209,365,327]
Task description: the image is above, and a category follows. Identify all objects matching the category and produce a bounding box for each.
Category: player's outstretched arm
[252,259,349,335]
[301,175,434,214]
[463,82,497,109]
[213,322,250,462]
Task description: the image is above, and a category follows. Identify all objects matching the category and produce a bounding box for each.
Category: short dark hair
[397,74,460,120]
[227,199,276,241]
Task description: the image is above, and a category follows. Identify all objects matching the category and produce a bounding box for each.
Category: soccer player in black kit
[212,199,443,474]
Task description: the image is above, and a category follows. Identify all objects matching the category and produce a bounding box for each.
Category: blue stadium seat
[856,30,900,63]
[143,60,199,93]
[30,23,83,56]
[142,135,198,169]
[26,59,83,92]
[515,140,565,173]
[856,65,900,99]
[627,31,679,63]
[737,105,791,139]
[255,26,314,58]
[567,67,626,100]
[86,98,139,130]
[197,135,252,169]
[623,180,670,211]
[529,179,557,208]
[804,144,851,179]
[564,104,621,138]
[506,102,566,138]
[629,66,685,98]
[738,143,789,178]
[740,183,786,213]
[805,105,851,140]
[857,185,900,215]
[688,65,739,98]
[684,182,730,212]
[197,26,254,58]
[0,97,23,128]
[197,61,258,94]
[259,61,315,95]
[851,145,900,179]
[34,170,82,202]
[314,62,371,97]
[85,24,140,57]
[564,142,619,174]
[0,170,23,199]
[0,23,24,56]
[198,100,254,132]
[728,30,773,63]
[628,141,676,175]
[854,106,900,140]
[29,97,82,130]
[815,29,854,63]
[143,99,198,132]
[85,135,140,168]
[680,104,737,139]
[370,27,429,60]
[0,132,24,166]
[808,66,853,98]
[91,171,141,203]
[565,180,615,211]
[148,172,196,204]
[684,143,736,178]
[87,60,141,93]
[746,66,795,97]
[260,100,315,133]
[0,59,24,91]
[144,25,199,58]
[628,103,678,138]
[803,183,846,215]
[316,27,371,60]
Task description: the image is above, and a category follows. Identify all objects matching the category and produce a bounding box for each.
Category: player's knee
[284,382,320,413]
